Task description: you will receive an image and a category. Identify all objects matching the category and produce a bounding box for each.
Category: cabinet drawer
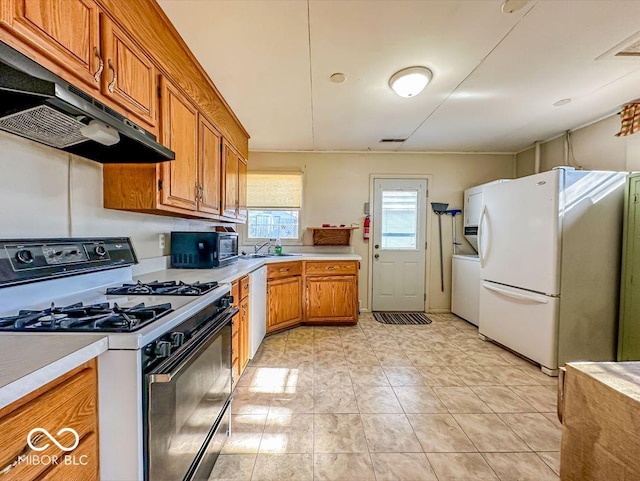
[240,276,250,300]
[305,261,357,276]
[0,364,97,481]
[267,261,302,280]
[36,431,98,481]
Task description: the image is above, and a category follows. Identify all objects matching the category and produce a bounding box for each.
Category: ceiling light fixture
[330,73,346,83]
[501,0,528,14]
[553,98,572,107]
[389,67,433,98]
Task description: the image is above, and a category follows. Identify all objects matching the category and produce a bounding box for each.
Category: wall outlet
[158,233,166,249]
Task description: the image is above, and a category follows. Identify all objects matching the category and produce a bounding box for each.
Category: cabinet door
[267,276,302,333]
[100,14,157,131]
[159,77,198,211]
[35,431,98,481]
[237,155,247,223]
[198,116,222,215]
[305,276,358,323]
[2,0,102,90]
[240,296,250,370]
[221,140,238,219]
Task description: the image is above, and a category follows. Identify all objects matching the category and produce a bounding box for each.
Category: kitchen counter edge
[0,334,108,410]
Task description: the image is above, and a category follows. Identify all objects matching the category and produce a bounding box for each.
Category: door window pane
[381,190,418,249]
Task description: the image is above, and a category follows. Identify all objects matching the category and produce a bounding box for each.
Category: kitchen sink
[240,253,302,259]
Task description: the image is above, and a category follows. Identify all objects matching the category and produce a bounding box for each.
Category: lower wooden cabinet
[305,275,358,323]
[265,260,358,334]
[231,276,251,388]
[267,275,303,334]
[0,360,99,481]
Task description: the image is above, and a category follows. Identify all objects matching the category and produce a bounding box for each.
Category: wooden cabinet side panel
[103,164,158,210]
[159,77,198,211]
[198,116,222,215]
[305,276,358,322]
[3,0,101,89]
[267,276,302,332]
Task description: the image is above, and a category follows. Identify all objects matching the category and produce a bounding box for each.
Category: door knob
[374,244,379,249]
[374,254,379,259]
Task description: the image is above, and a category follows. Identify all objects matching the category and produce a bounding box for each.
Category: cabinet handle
[0,433,45,475]
[107,59,117,93]
[93,47,104,82]
[327,266,337,270]
[279,268,290,272]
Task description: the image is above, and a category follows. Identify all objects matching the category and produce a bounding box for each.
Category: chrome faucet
[254,241,271,254]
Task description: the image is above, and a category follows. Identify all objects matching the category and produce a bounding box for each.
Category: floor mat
[373,312,433,325]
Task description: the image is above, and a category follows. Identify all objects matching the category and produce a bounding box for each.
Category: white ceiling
[158,0,640,153]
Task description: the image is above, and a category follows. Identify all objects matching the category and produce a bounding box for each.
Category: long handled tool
[431,203,449,292]
[446,209,462,255]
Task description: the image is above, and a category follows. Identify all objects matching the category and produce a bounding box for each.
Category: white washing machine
[451,254,480,326]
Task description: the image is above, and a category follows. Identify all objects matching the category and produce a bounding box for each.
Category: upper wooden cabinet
[221,140,248,223]
[0,0,102,90]
[222,140,239,219]
[198,116,222,216]
[104,78,226,220]
[159,77,198,211]
[100,14,157,132]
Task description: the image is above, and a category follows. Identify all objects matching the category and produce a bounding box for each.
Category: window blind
[247,172,302,209]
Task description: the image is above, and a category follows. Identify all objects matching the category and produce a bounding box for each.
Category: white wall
[0,131,216,259]
[515,114,639,174]
[247,151,515,312]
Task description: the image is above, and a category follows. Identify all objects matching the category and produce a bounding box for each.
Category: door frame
[368,174,433,312]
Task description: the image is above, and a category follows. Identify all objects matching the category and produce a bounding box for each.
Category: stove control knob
[15,249,34,264]
[169,332,185,348]
[154,341,171,359]
[94,245,107,257]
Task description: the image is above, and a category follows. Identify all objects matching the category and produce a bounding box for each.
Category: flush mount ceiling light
[330,73,346,83]
[553,98,572,107]
[389,67,433,98]
[502,0,528,14]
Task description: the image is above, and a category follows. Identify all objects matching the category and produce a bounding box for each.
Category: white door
[372,178,427,311]
[479,169,561,295]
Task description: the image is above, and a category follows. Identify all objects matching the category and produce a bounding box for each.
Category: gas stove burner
[0,301,173,332]
[106,280,219,296]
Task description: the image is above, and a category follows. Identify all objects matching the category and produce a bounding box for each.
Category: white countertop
[0,334,108,410]
[135,253,362,285]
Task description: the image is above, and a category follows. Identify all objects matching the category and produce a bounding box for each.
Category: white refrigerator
[478,168,626,375]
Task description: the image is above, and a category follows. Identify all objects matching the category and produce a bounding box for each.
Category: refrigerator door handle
[482,282,549,304]
[478,205,487,268]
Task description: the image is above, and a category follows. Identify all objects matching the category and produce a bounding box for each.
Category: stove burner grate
[106,280,219,296]
[0,301,173,332]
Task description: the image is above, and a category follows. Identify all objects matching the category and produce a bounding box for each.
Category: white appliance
[249,265,267,357]
[464,179,509,251]
[478,168,626,375]
[451,254,480,326]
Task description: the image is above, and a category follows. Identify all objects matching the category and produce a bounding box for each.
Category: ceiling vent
[597,31,640,59]
[379,138,407,143]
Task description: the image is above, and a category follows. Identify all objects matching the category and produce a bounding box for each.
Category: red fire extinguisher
[363,215,371,240]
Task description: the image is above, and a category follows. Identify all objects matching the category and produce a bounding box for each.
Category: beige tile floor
[210,313,561,481]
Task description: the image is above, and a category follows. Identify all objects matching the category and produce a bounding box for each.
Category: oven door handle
[148,307,237,384]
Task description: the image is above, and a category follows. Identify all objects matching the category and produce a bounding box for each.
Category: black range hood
[0,41,174,163]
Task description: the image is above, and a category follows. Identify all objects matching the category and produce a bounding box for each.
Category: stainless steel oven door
[146,310,234,481]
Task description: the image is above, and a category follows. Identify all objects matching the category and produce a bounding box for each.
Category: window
[247,172,302,240]
[380,190,418,249]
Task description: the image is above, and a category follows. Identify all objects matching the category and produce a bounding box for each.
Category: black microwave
[170,232,238,268]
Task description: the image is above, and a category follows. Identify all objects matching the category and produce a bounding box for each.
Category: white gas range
[0,237,236,481]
